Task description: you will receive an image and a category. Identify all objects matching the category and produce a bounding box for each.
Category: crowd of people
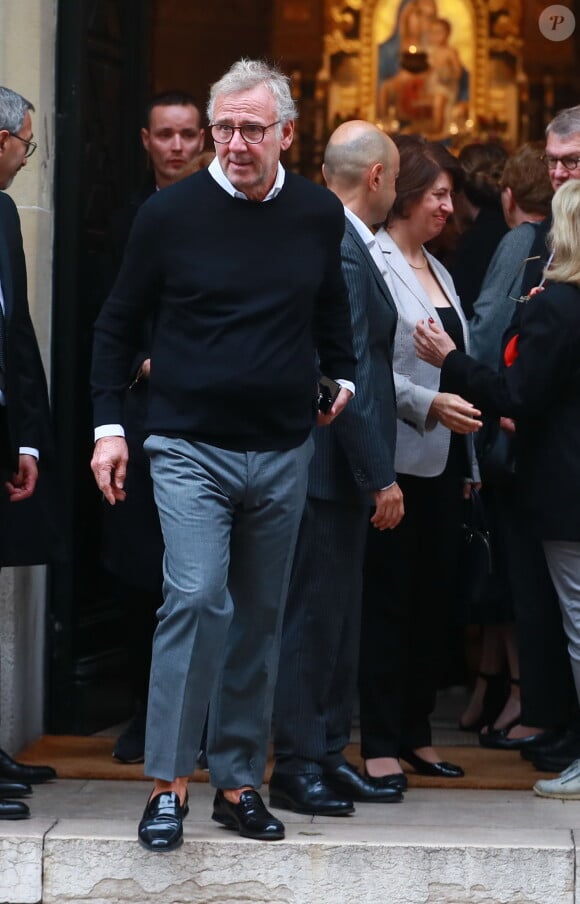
[1,59,580,844]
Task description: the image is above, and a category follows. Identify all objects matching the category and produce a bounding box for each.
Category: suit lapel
[0,203,14,321]
[344,219,398,317]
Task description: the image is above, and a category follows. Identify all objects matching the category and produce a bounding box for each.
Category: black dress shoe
[530,731,580,772]
[363,767,408,794]
[212,789,285,840]
[324,762,403,802]
[138,791,189,852]
[521,730,573,762]
[480,728,557,751]
[400,749,464,778]
[269,771,354,815]
[0,781,32,799]
[113,711,146,764]
[0,747,56,785]
[0,798,30,820]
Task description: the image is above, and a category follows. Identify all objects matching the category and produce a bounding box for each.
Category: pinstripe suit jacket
[375,228,479,480]
[308,218,398,505]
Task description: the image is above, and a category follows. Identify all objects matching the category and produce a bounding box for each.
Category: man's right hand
[371,483,404,530]
[91,436,128,505]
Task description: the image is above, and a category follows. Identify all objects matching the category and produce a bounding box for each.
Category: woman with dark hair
[359,135,481,789]
[450,142,510,318]
[414,178,580,798]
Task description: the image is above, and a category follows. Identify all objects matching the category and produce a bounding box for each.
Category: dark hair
[143,91,201,128]
[500,141,553,218]
[458,141,508,208]
[388,134,463,222]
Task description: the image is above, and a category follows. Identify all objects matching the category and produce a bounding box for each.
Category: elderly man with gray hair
[91,58,355,850]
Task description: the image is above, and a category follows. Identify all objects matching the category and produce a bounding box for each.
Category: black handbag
[475,417,516,487]
[457,488,493,616]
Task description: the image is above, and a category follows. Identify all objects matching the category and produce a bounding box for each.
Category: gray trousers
[143,434,313,787]
[543,540,580,703]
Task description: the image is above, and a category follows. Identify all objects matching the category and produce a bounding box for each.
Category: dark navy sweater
[92,168,355,451]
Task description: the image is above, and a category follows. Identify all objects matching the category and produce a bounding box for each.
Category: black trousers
[359,467,463,758]
[496,486,578,729]
[273,497,369,773]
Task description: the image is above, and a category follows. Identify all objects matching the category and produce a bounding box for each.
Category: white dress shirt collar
[344,207,387,277]
[208,156,285,201]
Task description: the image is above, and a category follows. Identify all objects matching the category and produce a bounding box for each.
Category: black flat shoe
[269,771,354,815]
[138,791,189,852]
[521,730,569,762]
[213,789,285,840]
[0,798,30,820]
[400,749,464,778]
[363,767,408,794]
[0,747,56,785]
[480,728,557,751]
[0,781,32,799]
[325,762,403,802]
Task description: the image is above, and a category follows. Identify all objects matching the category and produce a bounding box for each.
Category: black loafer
[401,749,464,778]
[0,747,56,785]
[325,762,403,802]
[0,798,30,820]
[269,771,354,815]
[213,789,285,840]
[138,791,189,852]
[0,781,32,799]
[363,767,408,794]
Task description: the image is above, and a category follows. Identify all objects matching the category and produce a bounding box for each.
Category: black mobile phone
[317,375,341,413]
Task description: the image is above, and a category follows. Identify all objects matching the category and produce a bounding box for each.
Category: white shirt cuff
[19,447,39,460]
[94,424,125,441]
[336,379,355,396]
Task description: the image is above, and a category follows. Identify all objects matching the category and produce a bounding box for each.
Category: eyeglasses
[8,131,37,158]
[507,253,553,303]
[210,121,280,144]
[541,154,580,171]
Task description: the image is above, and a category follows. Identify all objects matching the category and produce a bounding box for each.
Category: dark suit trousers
[359,468,463,758]
[496,487,578,728]
[273,497,369,773]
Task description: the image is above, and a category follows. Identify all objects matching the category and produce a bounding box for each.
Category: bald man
[270,122,404,816]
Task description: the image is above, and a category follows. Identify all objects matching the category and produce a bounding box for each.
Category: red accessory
[503,334,519,367]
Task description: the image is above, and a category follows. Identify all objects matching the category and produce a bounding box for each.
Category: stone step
[1,782,578,904]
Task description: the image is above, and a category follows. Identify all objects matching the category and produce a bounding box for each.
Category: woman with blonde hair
[414,178,580,797]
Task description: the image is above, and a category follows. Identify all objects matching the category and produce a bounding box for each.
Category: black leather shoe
[400,749,464,778]
[269,771,354,815]
[0,748,56,785]
[0,798,30,820]
[213,789,285,840]
[113,711,146,764]
[363,767,408,794]
[325,762,404,802]
[0,781,32,799]
[480,728,557,751]
[138,791,189,852]
[521,730,574,762]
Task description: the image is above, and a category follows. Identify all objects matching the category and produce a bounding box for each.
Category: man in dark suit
[91,59,355,851]
[269,120,404,815]
[105,91,207,765]
[0,86,57,819]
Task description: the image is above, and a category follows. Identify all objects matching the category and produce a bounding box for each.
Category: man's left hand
[6,454,38,502]
[317,387,353,426]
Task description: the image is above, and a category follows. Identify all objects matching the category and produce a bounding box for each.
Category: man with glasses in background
[91,58,355,851]
[0,86,57,818]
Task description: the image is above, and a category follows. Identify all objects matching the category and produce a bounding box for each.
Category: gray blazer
[469,221,537,368]
[375,227,479,480]
[308,218,398,505]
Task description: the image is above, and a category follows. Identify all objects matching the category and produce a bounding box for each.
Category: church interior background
[46,0,578,735]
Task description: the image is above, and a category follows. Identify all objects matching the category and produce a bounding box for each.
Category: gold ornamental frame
[321,0,525,145]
